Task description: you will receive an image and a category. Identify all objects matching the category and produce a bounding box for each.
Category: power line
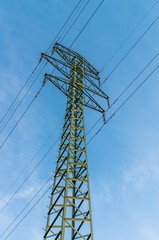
[60,0,90,43]
[110,52,159,108]
[52,0,103,76]
[101,0,159,71]
[87,52,159,141]
[48,0,90,73]
[70,0,104,47]
[88,62,159,144]
[47,0,91,77]
[101,13,159,85]
[46,0,84,53]
[0,136,60,214]
[74,2,159,111]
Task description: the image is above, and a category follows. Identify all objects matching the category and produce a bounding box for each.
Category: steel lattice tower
[41,43,109,240]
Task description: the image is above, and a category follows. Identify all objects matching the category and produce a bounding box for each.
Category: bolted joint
[40,52,45,62]
[51,41,59,55]
[51,43,57,55]
[43,73,50,86]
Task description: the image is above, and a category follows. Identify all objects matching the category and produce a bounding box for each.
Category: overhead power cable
[70,0,104,47]
[51,0,103,74]
[87,51,159,137]
[109,52,159,108]
[0,136,60,214]
[88,62,159,145]
[60,0,90,43]
[49,0,94,77]
[101,0,159,71]
[0,120,62,204]
[75,0,159,109]
[46,0,85,53]
[101,13,159,85]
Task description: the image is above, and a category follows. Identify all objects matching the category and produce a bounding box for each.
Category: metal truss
[41,43,109,240]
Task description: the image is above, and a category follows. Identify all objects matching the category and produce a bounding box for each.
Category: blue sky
[0,0,159,239]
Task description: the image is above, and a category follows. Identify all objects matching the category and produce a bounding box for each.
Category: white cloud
[0,183,42,210]
[123,148,159,192]
[16,186,35,199]
[91,179,112,206]
[0,186,35,211]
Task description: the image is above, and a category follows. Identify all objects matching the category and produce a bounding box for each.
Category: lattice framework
[41,43,109,240]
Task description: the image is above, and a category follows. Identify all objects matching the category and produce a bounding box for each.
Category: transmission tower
[41,43,109,240]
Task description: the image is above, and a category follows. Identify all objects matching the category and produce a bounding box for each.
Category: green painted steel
[41,43,109,240]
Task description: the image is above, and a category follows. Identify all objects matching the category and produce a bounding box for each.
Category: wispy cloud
[91,179,112,206]
[16,186,35,199]
[122,148,159,192]
[0,187,34,210]
[0,181,46,210]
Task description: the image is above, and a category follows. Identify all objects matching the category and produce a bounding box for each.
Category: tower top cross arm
[41,42,110,122]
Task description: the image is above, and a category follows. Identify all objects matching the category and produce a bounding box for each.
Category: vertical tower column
[44,58,93,240]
